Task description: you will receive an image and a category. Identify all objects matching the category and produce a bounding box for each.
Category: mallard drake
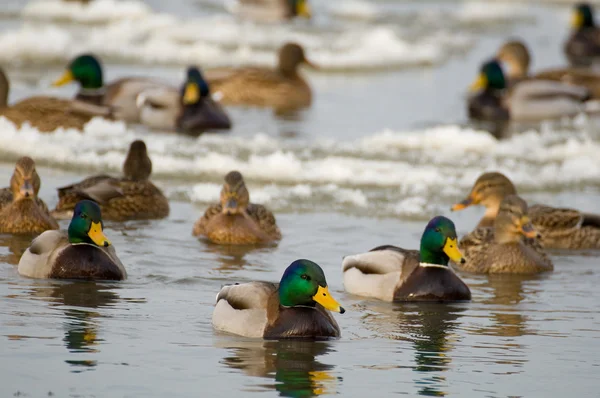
[0,157,58,234]
[341,216,471,302]
[53,54,169,123]
[18,200,126,280]
[451,171,600,250]
[52,140,169,221]
[229,0,311,23]
[565,3,600,66]
[468,59,590,122]
[206,43,316,112]
[137,66,231,136]
[192,171,281,245]
[0,66,108,132]
[458,195,553,274]
[212,259,344,339]
[497,39,600,98]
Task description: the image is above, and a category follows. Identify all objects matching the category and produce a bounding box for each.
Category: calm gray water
[1,0,600,397]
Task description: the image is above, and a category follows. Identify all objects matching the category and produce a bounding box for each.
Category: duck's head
[278,43,317,76]
[68,200,111,247]
[220,171,250,215]
[10,156,41,202]
[452,172,517,215]
[181,66,210,106]
[279,259,345,313]
[53,54,103,90]
[123,140,152,181]
[494,195,540,244]
[572,3,595,29]
[419,216,464,266]
[288,0,311,19]
[469,59,507,93]
[497,40,530,80]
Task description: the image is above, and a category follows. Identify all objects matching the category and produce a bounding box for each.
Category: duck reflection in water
[217,339,340,397]
[202,240,277,271]
[0,234,36,265]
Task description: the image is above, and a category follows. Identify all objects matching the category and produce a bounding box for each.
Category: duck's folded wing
[529,204,583,230]
[57,175,114,197]
[459,227,494,249]
[342,245,418,274]
[73,179,124,204]
[246,204,281,240]
[136,87,179,110]
[18,230,68,278]
[215,281,277,309]
[512,80,590,100]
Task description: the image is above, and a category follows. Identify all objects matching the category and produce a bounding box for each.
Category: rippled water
[2,0,600,396]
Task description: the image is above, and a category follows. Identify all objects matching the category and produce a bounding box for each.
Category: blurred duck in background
[565,3,600,66]
[137,66,231,136]
[227,0,311,23]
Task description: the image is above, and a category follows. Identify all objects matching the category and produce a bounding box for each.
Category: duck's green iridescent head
[289,0,311,18]
[181,66,210,105]
[53,54,103,90]
[419,216,464,266]
[469,59,506,92]
[279,259,345,313]
[68,200,111,247]
[572,3,594,28]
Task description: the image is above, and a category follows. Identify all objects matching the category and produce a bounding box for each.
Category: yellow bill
[519,217,539,239]
[443,237,464,264]
[297,0,312,19]
[183,82,200,104]
[469,73,488,92]
[313,285,345,314]
[88,221,111,247]
[571,10,583,28]
[53,70,75,87]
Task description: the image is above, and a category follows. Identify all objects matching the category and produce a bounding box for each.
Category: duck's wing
[215,281,277,309]
[529,204,584,231]
[18,230,68,278]
[246,203,281,240]
[72,179,124,204]
[192,204,222,236]
[0,187,12,210]
[136,86,179,110]
[57,175,114,197]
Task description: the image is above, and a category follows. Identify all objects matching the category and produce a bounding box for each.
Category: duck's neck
[419,248,449,267]
[478,203,501,228]
[75,87,106,106]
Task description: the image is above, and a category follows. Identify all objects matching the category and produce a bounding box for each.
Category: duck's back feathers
[1,96,92,132]
[529,204,600,249]
[18,230,67,278]
[246,204,282,241]
[105,78,171,123]
[535,68,600,98]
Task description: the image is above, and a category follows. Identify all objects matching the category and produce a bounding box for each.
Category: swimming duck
[52,140,170,221]
[18,200,126,280]
[497,39,600,98]
[0,157,59,234]
[565,3,600,66]
[192,171,281,245]
[212,259,344,339]
[137,66,231,136]
[341,216,471,302]
[53,54,169,123]
[229,0,311,23]
[0,66,105,132]
[451,171,600,250]
[468,59,590,122]
[458,195,553,274]
[206,43,316,112]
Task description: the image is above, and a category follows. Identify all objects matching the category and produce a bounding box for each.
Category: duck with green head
[53,54,173,123]
[137,66,231,136]
[213,259,344,339]
[565,3,600,66]
[18,200,126,280]
[342,216,471,302]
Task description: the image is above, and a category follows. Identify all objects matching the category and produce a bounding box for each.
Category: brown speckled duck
[206,43,316,112]
[0,157,58,234]
[452,172,600,250]
[193,171,281,245]
[458,195,553,274]
[52,140,169,221]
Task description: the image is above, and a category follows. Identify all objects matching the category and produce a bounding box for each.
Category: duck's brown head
[123,140,152,181]
[494,195,540,244]
[497,40,530,80]
[10,156,41,202]
[278,43,317,76]
[452,172,517,214]
[220,171,250,215]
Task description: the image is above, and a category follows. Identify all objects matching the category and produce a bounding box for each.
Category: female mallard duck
[458,195,553,274]
[0,157,58,234]
[53,54,169,123]
[451,171,600,250]
[212,259,344,339]
[0,66,103,132]
[565,3,600,66]
[497,39,600,98]
[52,140,169,221]
[137,66,231,136]
[192,171,281,244]
[229,0,311,23]
[206,43,316,112]
[18,200,126,280]
[341,216,471,302]
[468,59,590,122]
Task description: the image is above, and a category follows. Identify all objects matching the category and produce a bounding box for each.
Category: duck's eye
[301,274,310,281]
[435,228,441,233]
[80,214,86,219]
